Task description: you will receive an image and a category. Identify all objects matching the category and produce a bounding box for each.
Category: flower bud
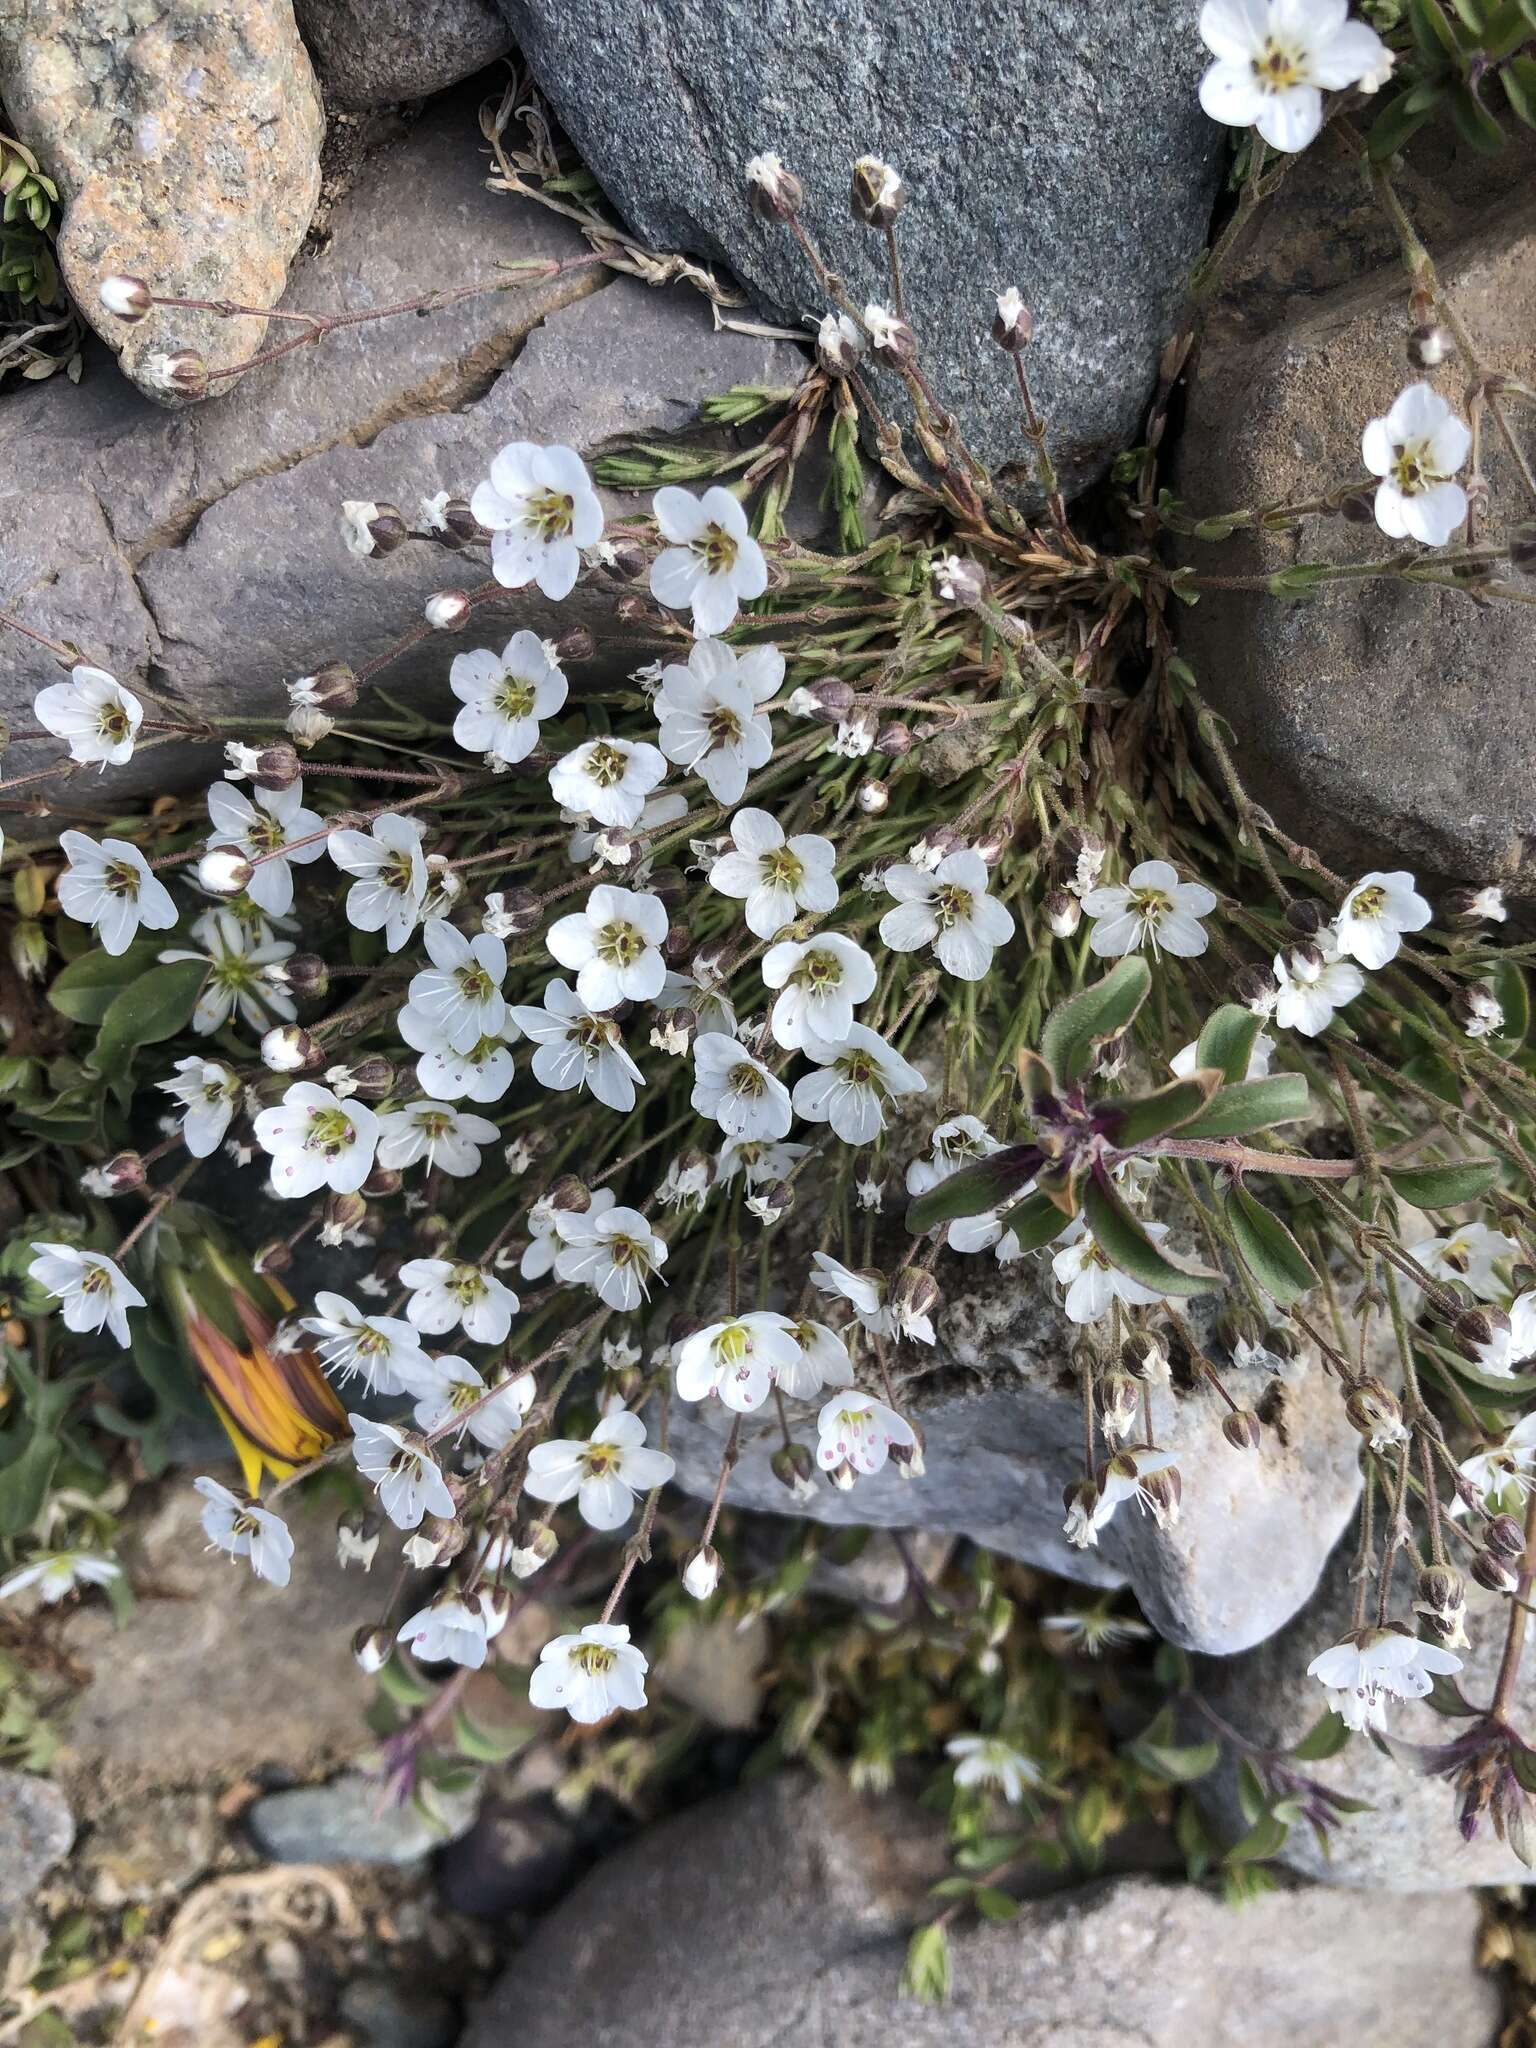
[770,1441,818,1503]
[850,155,906,229]
[10,920,48,983]
[548,1174,592,1213]
[1408,323,1455,370]
[744,150,803,220]
[682,1544,722,1600]
[1120,1329,1168,1382]
[790,675,855,722]
[482,886,541,938]
[1344,1376,1408,1449]
[11,862,46,918]
[1044,888,1081,939]
[1222,1408,1262,1452]
[816,311,864,376]
[1138,1463,1182,1529]
[1283,896,1329,936]
[362,1166,404,1199]
[285,953,329,1001]
[1472,1546,1521,1595]
[253,1238,292,1276]
[856,776,890,815]
[1234,962,1279,1014]
[894,1265,939,1339]
[875,719,912,757]
[424,589,472,631]
[103,1149,149,1194]
[301,660,360,713]
[347,1054,396,1101]
[146,349,208,397]
[98,273,153,321]
[253,743,302,792]
[352,1625,392,1675]
[552,624,595,665]
[341,501,407,559]
[1487,1513,1527,1560]
[323,1191,368,1237]
[511,1519,558,1578]
[992,287,1034,352]
[1453,1306,1499,1359]
[197,846,254,897]
[1099,1369,1140,1442]
[933,554,987,606]
[260,1023,319,1073]
[1414,1563,1468,1648]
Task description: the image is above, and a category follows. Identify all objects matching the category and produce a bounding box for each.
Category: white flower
[879,850,1016,981]
[1457,1414,1536,1516]
[34,665,143,768]
[905,1115,1003,1196]
[398,1258,519,1345]
[205,779,324,917]
[401,1019,517,1104]
[1332,869,1432,970]
[649,485,767,635]
[254,1082,381,1198]
[0,1550,122,1606]
[1407,1221,1516,1302]
[397,1593,490,1669]
[763,933,876,1054]
[791,1023,926,1146]
[160,908,296,1036]
[809,1251,899,1338]
[525,1410,676,1529]
[28,1243,144,1348]
[159,1056,241,1157]
[657,1154,711,1211]
[1197,0,1391,153]
[303,1292,433,1394]
[522,1188,616,1281]
[1306,1627,1462,1735]
[1171,1034,1274,1081]
[1362,383,1471,547]
[1468,1291,1536,1378]
[450,630,568,762]
[815,1390,916,1485]
[327,812,428,953]
[714,1136,809,1188]
[550,736,668,830]
[397,918,508,1054]
[1468,886,1508,923]
[1051,1217,1171,1325]
[1094,1447,1182,1534]
[349,1414,456,1529]
[509,979,645,1112]
[470,441,604,601]
[554,1204,668,1311]
[682,1547,722,1599]
[1081,859,1216,959]
[57,831,178,955]
[774,1315,855,1400]
[691,1031,794,1141]
[529,1621,649,1724]
[708,806,838,939]
[946,1735,1043,1804]
[377,1101,499,1178]
[410,1359,536,1450]
[194,1477,294,1588]
[546,884,669,1011]
[674,1311,802,1412]
[654,639,780,804]
[1272,931,1365,1036]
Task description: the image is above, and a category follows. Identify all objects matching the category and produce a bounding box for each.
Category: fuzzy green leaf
[1039,958,1151,1088]
[1195,1004,1262,1086]
[1224,1810,1289,1866]
[1224,1185,1319,1307]
[1491,958,1530,1048]
[1387,1158,1500,1210]
[1289,1710,1351,1762]
[47,941,161,1026]
[906,1145,1040,1234]
[88,959,207,1102]
[1105,1070,1221,1148]
[1368,87,1442,159]
[1000,1188,1073,1254]
[1083,1174,1221,1299]
[1176,1073,1310,1141]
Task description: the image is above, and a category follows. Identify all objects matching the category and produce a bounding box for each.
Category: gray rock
[0,1769,73,1925]
[668,1253,1364,1656]
[81,1787,219,1903]
[437,1797,584,1917]
[460,1771,1498,2048]
[295,0,512,111]
[0,90,804,820]
[1174,166,1536,894]
[654,1611,770,1730]
[247,1769,478,1866]
[339,1975,458,2048]
[1195,1540,1536,1889]
[0,0,324,402]
[497,0,1223,502]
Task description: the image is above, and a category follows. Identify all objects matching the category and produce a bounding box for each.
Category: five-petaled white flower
[773,1315,855,1399]
[398,1258,520,1345]
[510,979,645,1112]
[691,1030,794,1141]
[402,1019,517,1104]
[349,1414,456,1529]
[546,884,669,1011]
[0,1549,122,1607]
[947,1734,1044,1804]
[1197,0,1391,154]
[1333,869,1432,970]
[1051,1216,1171,1325]
[816,1390,916,1487]
[254,1082,381,1198]
[398,918,508,1054]
[57,831,179,956]
[529,1621,649,1724]
[554,1205,668,1311]
[673,1311,802,1413]
[709,806,839,939]
[34,665,143,769]
[377,1101,499,1178]
[327,812,428,953]
[550,736,668,830]
[763,933,877,1054]
[1407,1220,1516,1302]
[524,1410,676,1529]
[302,1292,433,1394]
[791,1023,926,1145]
[1090,1447,1183,1538]
[205,779,324,916]
[159,1055,242,1157]
[1081,859,1215,959]
[1456,1414,1536,1517]
[1272,931,1364,1036]
[29,1243,144,1348]
[470,441,604,601]
[161,907,296,1036]
[450,630,568,763]
[879,850,1016,981]
[1362,383,1471,547]
[194,1477,294,1588]
[649,485,768,636]
[654,638,781,804]
[1307,1626,1462,1734]
[410,1358,536,1450]
[810,1251,901,1340]
[521,1187,615,1282]
[397,1593,491,1669]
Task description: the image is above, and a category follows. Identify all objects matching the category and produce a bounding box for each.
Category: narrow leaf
[1195,1004,1261,1085]
[1083,1174,1222,1299]
[1105,1070,1221,1148]
[89,959,208,1101]
[1224,1185,1319,1308]
[906,1145,1041,1234]
[47,941,160,1026]
[1224,1810,1289,1865]
[1039,957,1151,1087]
[1492,958,1529,1048]
[1289,1711,1351,1763]
[1000,1187,1073,1254]
[1387,1158,1499,1210]
[1177,1073,1310,1140]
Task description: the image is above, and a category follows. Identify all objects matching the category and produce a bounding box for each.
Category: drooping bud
[547,1175,592,1213]
[889,1434,925,1480]
[1414,1563,1468,1648]
[1453,1306,1499,1360]
[1044,888,1081,939]
[1408,323,1455,370]
[285,953,329,1001]
[747,1180,792,1226]
[770,1441,818,1503]
[98,273,153,321]
[1222,1408,1263,1452]
[894,1265,940,1341]
[322,1191,369,1239]
[992,286,1034,352]
[788,675,855,722]
[1099,1369,1140,1442]
[816,311,865,377]
[1344,1376,1408,1449]
[511,1518,559,1578]
[347,1055,396,1101]
[1120,1329,1169,1382]
[744,150,803,221]
[682,1544,723,1600]
[145,349,208,397]
[352,1625,392,1674]
[875,719,912,757]
[424,589,472,631]
[863,301,917,367]
[260,1023,319,1073]
[1472,1545,1521,1595]
[856,776,890,815]
[340,500,407,558]
[197,846,254,897]
[850,155,907,229]
[253,743,302,792]
[1283,896,1329,936]
[253,1238,292,1276]
[1486,1513,1527,1560]
[1234,963,1279,1015]
[1138,1462,1182,1531]
[482,887,541,938]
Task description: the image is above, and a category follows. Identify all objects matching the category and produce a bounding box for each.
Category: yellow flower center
[528,487,575,541]
[695,523,739,575]
[494,674,537,719]
[1252,38,1305,90]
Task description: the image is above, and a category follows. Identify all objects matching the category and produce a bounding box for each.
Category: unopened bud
[850,155,906,229]
[1408,323,1455,369]
[791,675,855,722]
[352,1625,392,1675]
[102,1149,148,1194]
[608,540,648,582]
[424,589,472,631]
[1472,1546,1521,1595]
[1453,1306,1498,1358]
[894,1265,939,1337]
[548,1175,592,1213]
[1222,1408,1262,1451]
[339,500,405,558]
[98,272,153,321]
[992,286,1034,352]
[285,953,329,1000]
[1120,1329,1168,1381]
[1234,963,1279,1013]
[253,1238,292,1276]
[770,1441,818,1503]
[482,886,541,937]
[933,554,987,606]
[744,150,803,221]
[1344,1376,1407,1448]
[1099,1369,1140,1441]
[1283,897,1329,936]
[260,1023,319,1073]
[303,660,359,712]
[875,719,912,757]
[146,349,208,397]
[197,846,254,897]
[856,776,890,815]
[323,1191,368,1236]
[1044,888,1081,939]
[362,1166,404,1199]
[11,863,46,918]
[347,1055,396,1101]
[253,743,302,792]
[1414,1563,1468,1647]
[1487,1513,1527,1560]
[682,1544,722,1600]
[816,311,864,376]
[511,1518,558,1578]
[553,624,595,665]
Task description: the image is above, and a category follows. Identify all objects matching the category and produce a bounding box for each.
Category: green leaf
[1083,1174,1222,1299]
[1176,1073,1310,1140]
[1289,1710,1351,1763]
[906,1144,1041,1234]
[900,1923,951,2005]
[1400,1053,1464,1107]
[973,1887,1020,1923]
[1450,80,1507,151]
[47,941,161,1025]
[1368,86,1442,159]
[1387,1158,1499,1209]
[1196,1004,1262,1086]
[374,1655,436,1708]
[1105,1071,1221,1148]
[1039,958,1152,1088]
[1224,1810,1289,1865]
[1502,53,1536,125]
[1224,1186,1319,1308]
[1407,0,1463,51]
[999,1188,1073,1254]
[1129,1734,1221,1783]
[451,1705,529,1764]
[88,959,207,1102]
[1491,959,1530,1048]
[0,1431,61,1537]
